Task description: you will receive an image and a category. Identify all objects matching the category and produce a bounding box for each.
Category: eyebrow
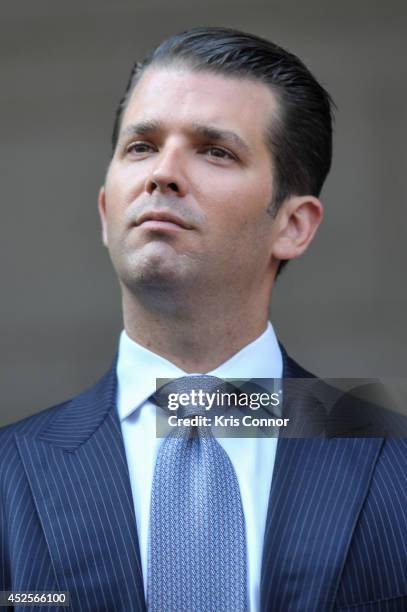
[119,120,161,140]
[118,120,251,156]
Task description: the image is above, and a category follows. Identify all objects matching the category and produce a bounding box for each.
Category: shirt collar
[116,322,282,421]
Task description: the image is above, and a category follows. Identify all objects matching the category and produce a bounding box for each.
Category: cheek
[105,164,145,210]
[211,183,273,232]
[102,186,127,244]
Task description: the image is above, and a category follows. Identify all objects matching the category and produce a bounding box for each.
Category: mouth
[135,211,193,231]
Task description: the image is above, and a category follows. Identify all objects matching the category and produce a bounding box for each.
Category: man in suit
[1,27,406,612]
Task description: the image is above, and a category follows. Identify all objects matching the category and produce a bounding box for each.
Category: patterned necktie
[147,375,248,611]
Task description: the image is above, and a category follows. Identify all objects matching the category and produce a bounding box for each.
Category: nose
[145,148,188,197]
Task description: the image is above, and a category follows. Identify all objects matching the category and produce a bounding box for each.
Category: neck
[121,285,272,373]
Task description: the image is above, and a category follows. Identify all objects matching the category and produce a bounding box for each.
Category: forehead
[120,67,278,147]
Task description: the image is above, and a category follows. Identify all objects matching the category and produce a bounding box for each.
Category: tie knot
[152,375,234,419]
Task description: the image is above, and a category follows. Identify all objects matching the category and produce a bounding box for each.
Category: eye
[125,141,156,155]
[203,146,236,161]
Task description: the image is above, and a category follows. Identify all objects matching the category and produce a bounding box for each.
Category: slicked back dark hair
[111,27,334,273]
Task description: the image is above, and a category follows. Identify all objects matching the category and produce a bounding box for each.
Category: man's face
[99,67,280,299]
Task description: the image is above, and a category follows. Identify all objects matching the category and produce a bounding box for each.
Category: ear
[271,195,323,262]
[97,186,109,247]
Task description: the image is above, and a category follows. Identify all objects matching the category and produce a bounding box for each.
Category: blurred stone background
[1,0,406,425]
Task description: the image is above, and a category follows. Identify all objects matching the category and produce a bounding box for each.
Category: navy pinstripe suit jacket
[1,348,406,612]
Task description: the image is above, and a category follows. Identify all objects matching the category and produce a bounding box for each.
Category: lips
[135,211,192,229]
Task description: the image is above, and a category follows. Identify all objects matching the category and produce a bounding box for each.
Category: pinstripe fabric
[1,348,406,611]
[1,402,62,612]
[260,437,385,611]
[0,365,146,612]
[336,439,407,609]
[258,348,407,611]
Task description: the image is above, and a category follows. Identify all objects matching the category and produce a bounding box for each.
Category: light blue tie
[147,375,248,611]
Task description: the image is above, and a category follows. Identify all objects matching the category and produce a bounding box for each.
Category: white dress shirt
[116,322,283,612]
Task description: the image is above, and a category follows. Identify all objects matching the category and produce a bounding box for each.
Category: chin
[111,240,200,300]
[119,252,191,294]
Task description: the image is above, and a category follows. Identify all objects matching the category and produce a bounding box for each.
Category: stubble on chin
[115,240,197,296]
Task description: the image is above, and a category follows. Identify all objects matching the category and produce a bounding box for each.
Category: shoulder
[0,400,69,445]
[0,359,117,482]
[279,344,407,441]
[0,400,70,485]
[0,404,69,520]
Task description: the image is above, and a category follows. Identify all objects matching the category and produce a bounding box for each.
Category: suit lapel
[15,364,146,612]
[260,349,384,611]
